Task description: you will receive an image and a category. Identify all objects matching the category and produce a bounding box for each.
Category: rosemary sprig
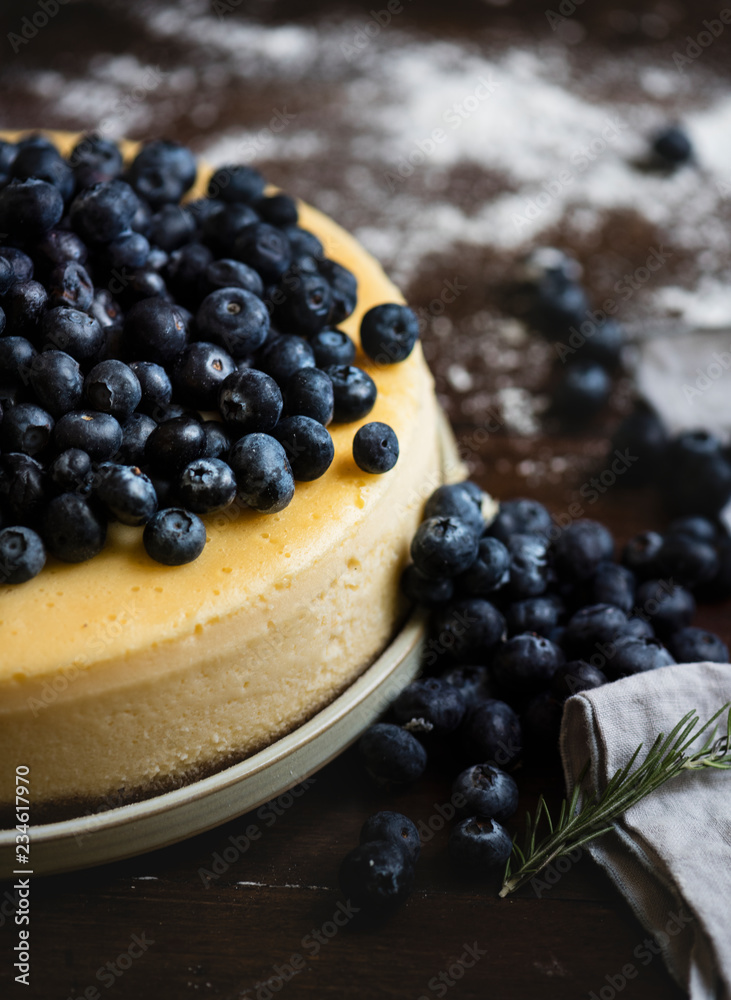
[499,702,731,898]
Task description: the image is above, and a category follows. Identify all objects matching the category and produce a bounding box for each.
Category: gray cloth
[560,661,731,1000]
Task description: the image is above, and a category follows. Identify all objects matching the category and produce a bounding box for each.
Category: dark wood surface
[2,2,730,998]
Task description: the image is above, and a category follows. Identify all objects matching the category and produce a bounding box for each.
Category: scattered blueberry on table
[0,133,416,583]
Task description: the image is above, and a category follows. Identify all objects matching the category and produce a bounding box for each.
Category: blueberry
[203,258,264,299]
[606,636,676,678]
[553,360,611,418]
[196,287,270,359]
[625,616,655,640]
[48,448,92,494]
[0,402,53,457]
[652,125,693,166]
[656,534,719,589]
[69,179,140,243]
[255,335,315,390]
[0,178,64,237]
[527,275,590,340]
[0,247,34,285]
[667,516,719,544]
[360,303,420,364]
[702,537,731,600]
[145,416,206,474]
[228,432,295,513]
[0,337,36,382]
[69,133,123,188]
[0,258,13,296]
[621,530,663,579]
[283,225,323,262]
[325,365,377,423]
[667,627,729,664]
[11,142,74,200]
[310,328,356,368]
[358,723,427,784]
[400,563,454,607]
[663,430,731,517]
[462,698,523,768]
[171,341,236,409]
[177,457,237,514]
[34,228,88,272]
[30,351,84,419]
[492,633,565,695]
[505,596,562,637]
[610,406,668,486]
[257,193,298,227]
[635,580,696,637]
[164,242,213,305]
[0,453,47,524]
[234,222,292,283]
[0,526,46,584]
[118,413,156,466]
[143,507,206,565]
[424,482,486,538]
[507,532,550,598]
[202,203,260,256]
[449,817,512,871]
[411,516,479,579]
[319,259,357,325]
[207,164,265,205]
[104,229,151,270]
[128,361,172,418]
[487,497,552,543]
[284,367,334,427]
[392,677,466,736]
[127,140,197,208]
[571,319,625,370]
[431,598,506,659]
[457,536,511,597]
[554,519,614,580]
[5,280,48,333]
[201,421,232,460]
[46,261,93,312]
[95,463,158,526]
[564,603,629,658]
[439,665,494,708]
[41,307,104,361]
[147,204,196,252]
[452,764,519,823]
[42,493,107,562]
[124,298,188,364]
[85,360,142,420]
[89,287,122,330]
[54,410,123,462]
[338,840,414,911]
[218,368,283,434]
[273,271,332,336]
[353,422,399,474]
[271,415,334,481]
[359,812,420,863]
[551,660,607,700]
[590,561,636,613]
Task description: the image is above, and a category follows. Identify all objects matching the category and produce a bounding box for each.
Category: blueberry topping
[352,421,399,474]
[325,365,377,423]
[310,329,356,368]
[360,303,420,364]
[271,415,334,481]
[177,457,237,514]
[218,369,283,434]
[196,287,270,358]
[42,493,107,563]
[143,507,207,565]
[228,433,295,513]
[0,526,46,585]
[85,360,142,420]
[95,463,158,526]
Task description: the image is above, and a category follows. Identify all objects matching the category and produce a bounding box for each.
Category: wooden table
[2,2,729,997]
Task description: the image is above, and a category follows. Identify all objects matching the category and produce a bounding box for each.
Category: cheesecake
[0,133,443,821]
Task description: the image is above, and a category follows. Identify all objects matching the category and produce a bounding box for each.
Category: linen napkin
[560,662,731,1000]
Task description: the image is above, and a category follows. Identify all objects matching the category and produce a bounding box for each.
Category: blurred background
[2,0,731,532]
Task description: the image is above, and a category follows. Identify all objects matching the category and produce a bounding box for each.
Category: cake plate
[0,410,467,876]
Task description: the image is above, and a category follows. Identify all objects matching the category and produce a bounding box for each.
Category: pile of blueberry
[0,133,419,582]
[344,481,729,909]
